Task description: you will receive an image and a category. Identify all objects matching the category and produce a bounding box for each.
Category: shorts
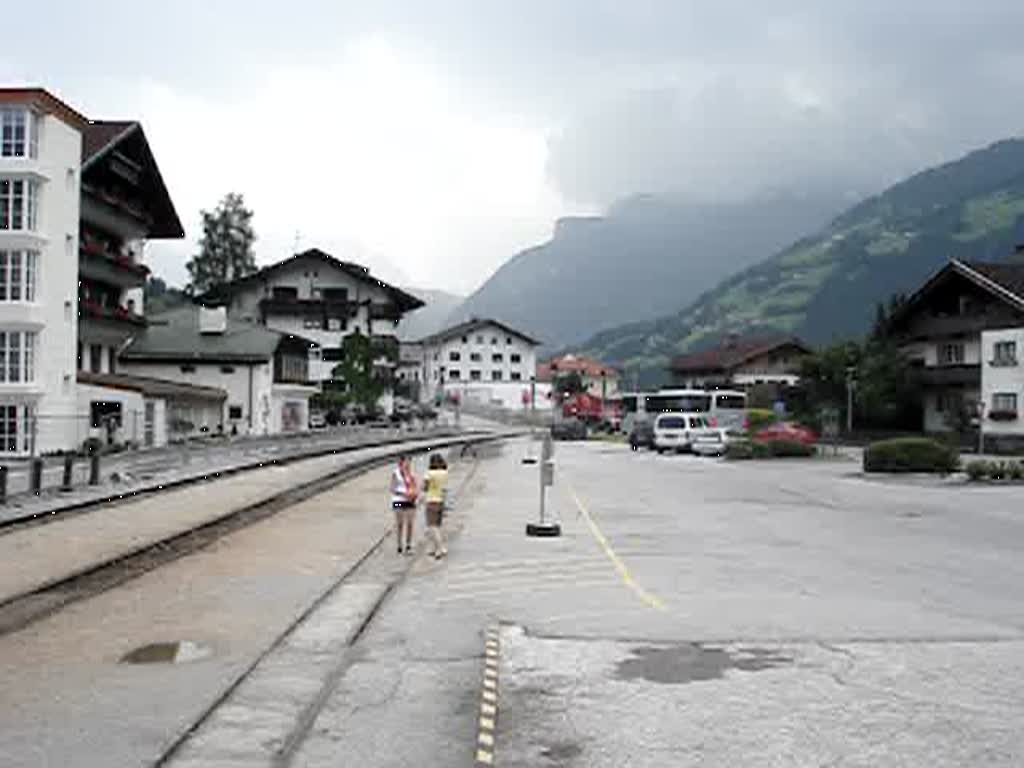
[425,501,444,526]
[391,500,416,509]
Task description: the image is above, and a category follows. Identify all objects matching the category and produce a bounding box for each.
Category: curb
[477,625,502,765]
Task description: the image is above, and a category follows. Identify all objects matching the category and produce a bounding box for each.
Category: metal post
[89,452,101,486]
[978,399,985,455]
[845,367,855,434]
[61,453,74,492]
[0,466,7,505]
[30,457,44,495]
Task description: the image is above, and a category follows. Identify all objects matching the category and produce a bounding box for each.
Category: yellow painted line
[481,702,496,716]
[480,716,495,730]
[479,732,495,747]
[568,485,667,611]
[477,748,494,764]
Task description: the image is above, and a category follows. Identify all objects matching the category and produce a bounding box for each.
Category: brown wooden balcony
[259,297,357,319]
[918,363,980,387]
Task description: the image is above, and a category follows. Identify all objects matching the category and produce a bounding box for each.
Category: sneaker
[404,545,413,555]
[434,552,443,560]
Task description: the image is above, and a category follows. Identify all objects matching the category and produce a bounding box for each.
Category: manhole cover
[120,641,213,665]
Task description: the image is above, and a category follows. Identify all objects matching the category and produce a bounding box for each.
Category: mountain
[579,138,1024,387]
[449,193,849,350]
[397,288,464,340]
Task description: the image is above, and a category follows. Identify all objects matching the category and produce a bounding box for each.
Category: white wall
[422,323,538,407]
[120,359,271,434]
[75,383,147,445]
[981,328,1024,436]
[269,384,314,433]
[0,110,82,454]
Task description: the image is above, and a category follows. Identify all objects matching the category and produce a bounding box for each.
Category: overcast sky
[7,1,1024,293]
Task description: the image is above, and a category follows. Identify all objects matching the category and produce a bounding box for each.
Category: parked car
[691,427,740,457]
[752,422,819,446]
[308,411,327,429]
[629,420,655,450]
[653,412,718,453]
[551,419,587,441]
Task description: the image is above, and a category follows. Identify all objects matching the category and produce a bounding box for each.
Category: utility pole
[845,366,856,434]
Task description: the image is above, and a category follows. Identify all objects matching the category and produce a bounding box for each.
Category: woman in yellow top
[422,453,449,560]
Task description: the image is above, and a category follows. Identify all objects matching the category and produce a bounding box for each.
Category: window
[470,370,482,381]
[0,179,39,231]
[449,351,461,362]
[0,403,30,453]
[0,330,37,383]
[992,392,1018,413]
[939,342,965,365]
[476,335,484,344]
[108,347,116,374]
[511,371,522,381]
[992,340,1018,366]
[220,365,236,374]
[470,352,482,362]
[449,369,461,381]
[506,337,512,345]
[715,395,746,410]
[491,337,498,345]
[492,370,503,381]
[304,317,321,329]
[935,392,963,414]
[492,353,503,363]
[322,287,348,302]
[322,347,345,362]
[461,336,468,343]
[510,353,522,364]
[271,286,298,300]
[1,108,36,158]
[90,344,103,373]
[327,318,346,331]
[229,405,244,419]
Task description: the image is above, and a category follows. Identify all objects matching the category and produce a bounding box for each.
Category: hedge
[745,408,778,434]
[966,459,1024,481]
[863,437,959,474]
[727,439,815,460]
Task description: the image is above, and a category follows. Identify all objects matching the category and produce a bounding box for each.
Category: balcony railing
[79,300,147,327]
[259,297,357,318]
[918,363,980,387]
[369,303,403,322]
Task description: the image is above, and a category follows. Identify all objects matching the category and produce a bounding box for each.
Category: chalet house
[200,249,423,414]
[889,257,1024,451]
[668,334,811,390]
[537,354,620,400]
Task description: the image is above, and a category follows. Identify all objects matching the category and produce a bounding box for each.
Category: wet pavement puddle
[120,640,214,664]
[616,644,791,684]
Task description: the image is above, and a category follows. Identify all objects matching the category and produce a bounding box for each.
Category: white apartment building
[980,327,1024,452]
[202,249,423,413]
[0,90,84,455]
[419,318,541,410]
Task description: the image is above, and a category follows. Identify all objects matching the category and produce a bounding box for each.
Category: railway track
[0,431,508,639]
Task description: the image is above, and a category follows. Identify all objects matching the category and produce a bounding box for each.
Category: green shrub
[726,441,755,460]
[1010,462,1024,481]
[745,408,778,434]
[989,461,1010,480]
[863,437,960,474]
[966,460,989,481]
[767,439,816,458]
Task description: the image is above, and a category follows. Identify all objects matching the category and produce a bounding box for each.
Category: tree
[328,333,388,414]
[186,192,256,294]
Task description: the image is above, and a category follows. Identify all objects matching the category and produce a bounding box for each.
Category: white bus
[623,388,748,434]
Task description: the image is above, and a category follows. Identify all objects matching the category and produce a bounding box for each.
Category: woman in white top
[390,455,418,555]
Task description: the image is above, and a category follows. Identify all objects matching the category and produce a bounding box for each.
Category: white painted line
[476,748,493,764]
[483,678,497,691]
[480,716,495,730]
[482,690,497,703]
[481,702,496,716]
[479,732,495,747]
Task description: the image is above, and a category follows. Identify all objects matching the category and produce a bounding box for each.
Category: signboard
[821,407,840,440]
[541,460,555,487]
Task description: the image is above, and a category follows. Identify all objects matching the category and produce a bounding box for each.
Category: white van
[653,412,716,453]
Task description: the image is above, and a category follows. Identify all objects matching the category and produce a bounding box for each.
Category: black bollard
[62,453,74,492]
[30,457,44,495]
[89,452,101,486]
[0,465,7,505]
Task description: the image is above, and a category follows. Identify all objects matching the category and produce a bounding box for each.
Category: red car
[752,422,819,445]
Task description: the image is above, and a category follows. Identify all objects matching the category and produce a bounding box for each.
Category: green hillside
[580,138,1024,387]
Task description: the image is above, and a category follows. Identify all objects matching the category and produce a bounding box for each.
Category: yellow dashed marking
[568,485,667,611]
[477,748,494,764]
[481,702,496,716]
[479,732,495,747]
[480,716,495,730]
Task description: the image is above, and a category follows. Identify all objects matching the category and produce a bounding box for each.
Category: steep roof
[0,87,90,129]
[78,370,227,402]
[121,307,317,363]
[537,354,618,382]
[889,259,1024,331]
[669,334,811,374]
[199,249,424,312]
[417,317,542,347]
[80,120,185,239]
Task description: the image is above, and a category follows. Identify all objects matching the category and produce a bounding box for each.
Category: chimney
[199,305,228,334]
